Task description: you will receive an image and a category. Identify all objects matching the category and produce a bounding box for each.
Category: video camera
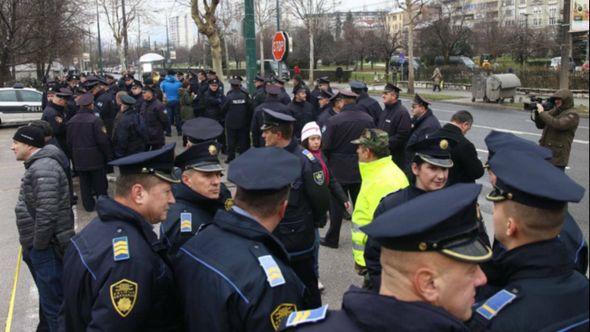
[523,96,554,112]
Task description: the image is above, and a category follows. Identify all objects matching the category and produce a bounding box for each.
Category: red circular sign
[272,32,287,61]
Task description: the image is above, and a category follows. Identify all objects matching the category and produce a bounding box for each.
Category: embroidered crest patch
[270,303,297,331]
[110,279,138,318]
[313,171,325,186]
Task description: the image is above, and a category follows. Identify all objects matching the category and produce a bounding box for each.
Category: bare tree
[286,0,335,81]
[190,0,224,79]
[397,0,425,94]
[254,0,275,75]
[218,1,243,71]
[425,0,471,63]
[374,12,402,79]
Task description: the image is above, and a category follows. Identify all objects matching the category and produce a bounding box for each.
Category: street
[0,99,588,330]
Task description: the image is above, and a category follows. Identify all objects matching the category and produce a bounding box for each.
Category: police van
[0,84,43,126]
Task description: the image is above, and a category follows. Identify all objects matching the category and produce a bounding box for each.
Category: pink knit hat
[301,121,322,141]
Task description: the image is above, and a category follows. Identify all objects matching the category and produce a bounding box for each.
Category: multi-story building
[385,8,406,36]
[169,14,199,49]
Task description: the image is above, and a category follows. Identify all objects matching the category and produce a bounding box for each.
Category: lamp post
[96,0,103,73]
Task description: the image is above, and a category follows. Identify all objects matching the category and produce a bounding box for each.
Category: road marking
[4,247,22,332]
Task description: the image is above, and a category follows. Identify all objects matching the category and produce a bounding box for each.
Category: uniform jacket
[316,105,336,133]
[406,109,441,167]
[473,239,589,331]
[199,88,226,122]
[111,108,148,158]
[279,87,292,105]
[66,108,112,171]
[288,100,315,140]
[61,197,182,331]
[250,96,290,147]
[275,140,330,256]
[322,104,375,184]
[41,102,67,151]
[377,101,411,166]
[223,88,251,129]
[251,85,267,111]
[364,186,425,290]
[173,208,305,332]
[535,89,579,167]
[356,92,382,125]
[352,157,409,267]
[293,286,470,331]
[437,123,484,185]
[141,98,169,147]
[160,181,231,256]
[15,146,74,251]
[160,75,182,101]
[292,83,311,102]
[95,89,117,138]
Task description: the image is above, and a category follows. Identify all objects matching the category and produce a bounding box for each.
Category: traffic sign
[272,31,289,62]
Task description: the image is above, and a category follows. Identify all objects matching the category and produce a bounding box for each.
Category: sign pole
[244,0,257,95]
[276,0,281,79]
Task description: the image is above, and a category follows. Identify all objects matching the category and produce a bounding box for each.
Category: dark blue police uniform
[377,84,411,167]
[173,147,306,331]
[250,86,291,147]
[470,149,588,331]
[350,80,382,125]
[61,144,182,331]
[111,95,148,158]
[405,94,441,169]
[222,80,252,161]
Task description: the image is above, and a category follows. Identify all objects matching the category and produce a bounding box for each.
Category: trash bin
[471,73,487,102]
[485,74,521,103]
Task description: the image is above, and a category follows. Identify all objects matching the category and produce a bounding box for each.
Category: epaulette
[257,255,285,287]
[302,149,316,161]
[112,236,130,261]
[180,212,192,233]
[475,289,518,320]
[280,305,329,330]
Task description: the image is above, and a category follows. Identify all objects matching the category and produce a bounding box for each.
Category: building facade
[169,14,199,49]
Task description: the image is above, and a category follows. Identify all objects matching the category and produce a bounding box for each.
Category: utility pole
[244,0,257,94]
[121,0,129,70]
[275,0,281,79]
[96,0,104,73]
[559,0,572,89]
[521,12,530,74]
[165,17,171,69]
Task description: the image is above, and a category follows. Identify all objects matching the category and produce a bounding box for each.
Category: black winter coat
[316,104,336,132]
[356,92,382,125]
[112,108,148,158]
[288,100,315,140]
[222,88,251,129]
[141,98,169,147]
[66,108,112,171]
[95,89,117,138]
[41,102,67,152]
[250,96,290,147]
[199,89,225,122]
[405,108,441,168]
[378,101,411,166]
[437,123,484,185]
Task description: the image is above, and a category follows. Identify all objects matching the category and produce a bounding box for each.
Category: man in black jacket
[112,95,148,158]
[141,86,170,150]
[273,77,292,105]
[66,93,112,211]
[250,85,290,147]
[350,80,382,125]
[315,90,335,132]
[377,83,411,167]
[41,87,71,152]
[405,94,441,171]
[288,87,315,141]
[435,110,484,185]
[251,75,267,111]
[222,78,251,163]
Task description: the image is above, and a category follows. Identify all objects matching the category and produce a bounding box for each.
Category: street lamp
[520,11,530,72]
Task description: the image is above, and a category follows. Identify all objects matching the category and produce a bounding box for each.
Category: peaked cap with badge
[260,108,296,131]
[174,141,223,172]
[109,143,179,183]
[407,134,457,168]
[182,117,224,143]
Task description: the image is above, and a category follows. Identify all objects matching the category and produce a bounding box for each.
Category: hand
[536,103,544,113]
[344,201,351,211]
[55,116,63,124]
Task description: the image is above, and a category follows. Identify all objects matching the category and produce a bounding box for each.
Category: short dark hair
[234,186,290,218]
[370,147,390,159]
[451,110,474,125]
[115,174,160,197]
[268,123,293,140]
[168,69,176,76]
[29,120,53,137]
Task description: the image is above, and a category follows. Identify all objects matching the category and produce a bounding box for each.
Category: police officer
[173,147,306,331]
[262,109,330,308]
[160,141,226,256]
[470,149,588,331]
[130,80,145,105]
[405,94,441,170]
[251,74,267,110]
[141,85,169,150]
[181,116,224,147]
[309,77,333,118]
[251,85,290,147]
[222,78,252,163]
[484,130,588,275]
[112,95,148,158]
[89,76,118,138]
[321,90,375,248]
[198,78,225,122]
[291,75,311,102]
[41,87,71,151]
[377,83,411,167]
[315,90,335,133]
[66,93,112,212]
[61,144,182,331]
[350,80,382,125]
[284,184,491,331]
[364,135,458,291]
[436,110,484,185]
[288,86,315,141]
[274,77,292,105]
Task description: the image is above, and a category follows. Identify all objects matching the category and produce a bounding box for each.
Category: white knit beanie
[301,121,322,142]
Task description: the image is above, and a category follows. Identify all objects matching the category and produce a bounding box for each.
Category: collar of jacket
[213,208,290,262]
[359,156,394,179]
[95,196,164,250]
[413,108,433,124]
[341,286,468,331]
[175,181,224,215]
[385,100,401,110]
[341,103,357,113]
[283,139,300,154]
[484,238,574,286]
[49,101,65,112]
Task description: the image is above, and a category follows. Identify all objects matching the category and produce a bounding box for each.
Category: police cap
[273,77,286,85]
[229,78,241,86]
[349,80,367,91]
[265,85,281,95]
[317,90,334,100]
[413,94,431,107]
[331,89,358,101]
[109,143,179,183]
[67,74,80,82]
[55,87,73,98]
[76,93,94,106]
[408,134,456,168]
[182,117,224,143]
[208,78,220,85]
[131,80,143,89]
[384,83,401,93]
[120,94,136,106]
[104,74,115,80]
[261,108,296,131]
[174,141,223,172]
[484,130,552,167]
[255,74,266,82]
[362,183,492,263]
[317,76,330,84]
[228,147,301,191]
[486,150,584,209]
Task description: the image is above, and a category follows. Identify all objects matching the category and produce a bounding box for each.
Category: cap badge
[418,242,428,251]
[440,139,449,150]
[208,144,218,156]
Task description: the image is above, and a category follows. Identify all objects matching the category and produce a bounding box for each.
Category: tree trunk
[309,29,314,82]
[116,39,126,71]
[407,2,416,95]
[223,35,230,72]
[209,32,224,80]
[259,36,265,75]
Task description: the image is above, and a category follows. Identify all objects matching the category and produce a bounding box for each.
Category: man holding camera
[533,89,579,171]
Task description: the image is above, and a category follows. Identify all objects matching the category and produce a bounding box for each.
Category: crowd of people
[10,68,589,331]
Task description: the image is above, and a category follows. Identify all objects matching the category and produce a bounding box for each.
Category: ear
[506,216,518,237]
[413,267,439,304]
[411,162,420,176]
[131,184,146,205]
[181,172,191,186]
[278,199,289,219]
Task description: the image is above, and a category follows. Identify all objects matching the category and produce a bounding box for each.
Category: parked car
[0,84,43,126]
[389,55,422,78]
[550,57,576,72]
[434,56,476,70]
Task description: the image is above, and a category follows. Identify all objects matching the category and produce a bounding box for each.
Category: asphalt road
[0,99,587,330]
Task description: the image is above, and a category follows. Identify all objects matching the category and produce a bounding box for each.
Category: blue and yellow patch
[285,305,328,328]
[180,212,192,233]
[302,149,316,161]
[476,289,517,320]
[257,255,285,287]
[112,236,130,261]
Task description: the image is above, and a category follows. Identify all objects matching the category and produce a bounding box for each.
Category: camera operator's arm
[537,104,579,131]
[533,104,546,129]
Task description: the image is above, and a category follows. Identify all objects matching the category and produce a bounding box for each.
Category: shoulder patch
[271,303,297,331]
[313,171,325,186]
[257,255,285,287]
[112,236,130,261]
[180,212,192,233]
[224,198,234,211]
[302,149,316,161]
[110,279,138,317]
[285,305,329,328]
[476,289,517,320]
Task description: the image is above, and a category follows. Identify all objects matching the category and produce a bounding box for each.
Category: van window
[17,90,42,103]
[0,90,18,102]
